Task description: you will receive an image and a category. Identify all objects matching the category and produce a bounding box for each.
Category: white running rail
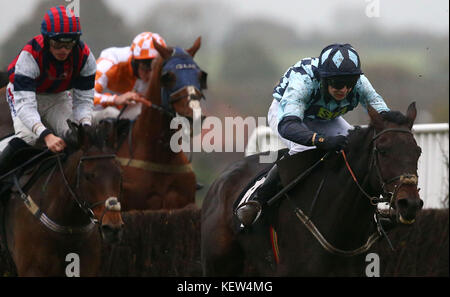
[245,123,449,208]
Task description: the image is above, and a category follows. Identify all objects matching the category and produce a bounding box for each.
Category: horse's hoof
[236,201,262,227]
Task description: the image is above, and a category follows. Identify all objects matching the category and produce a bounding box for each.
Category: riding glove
[314,134,348,152]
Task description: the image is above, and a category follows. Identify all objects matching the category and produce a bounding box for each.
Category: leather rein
[116,86,201,174]
[287,127,417,257]
[12,152,121,235]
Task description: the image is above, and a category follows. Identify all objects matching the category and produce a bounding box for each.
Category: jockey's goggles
[137,59,153,71]
[49,39,77,50]
[327,75,360,89]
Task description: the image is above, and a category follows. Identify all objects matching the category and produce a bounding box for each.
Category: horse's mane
[144,55,165,101]
[63,123,115,154]
[379,110,410,125]
[347,110,409,149]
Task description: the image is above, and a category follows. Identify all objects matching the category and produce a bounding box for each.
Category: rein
[12,152,121,235]
[370,128,418,208]
[280,127,417,257]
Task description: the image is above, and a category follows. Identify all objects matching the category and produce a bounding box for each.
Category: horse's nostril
[101,225,113,232]
[418,199,424,209]
[101,224,120,234]
[397,198,409,210]
[397,197,423,211]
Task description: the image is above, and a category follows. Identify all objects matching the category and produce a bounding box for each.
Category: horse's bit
[287,127,418,257]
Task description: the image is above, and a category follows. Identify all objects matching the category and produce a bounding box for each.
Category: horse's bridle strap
[116,157,193,174]
[288,196,381,257]
[13,175,96,235]
[372,128,412,141]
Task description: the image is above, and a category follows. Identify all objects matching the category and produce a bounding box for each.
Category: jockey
[236,43,390,227]
[0,6,96,175]
[92,32,166,123]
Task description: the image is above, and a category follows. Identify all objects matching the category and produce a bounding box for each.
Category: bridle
[343,128,418,208]
[370,128,418,206]
[159,48,205,116]
[13,151,122,235]
[286,127,419,256]
[117,49,205,172]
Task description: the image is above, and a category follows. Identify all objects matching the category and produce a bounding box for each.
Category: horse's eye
[199,71,208,89]
[160,71,176,88]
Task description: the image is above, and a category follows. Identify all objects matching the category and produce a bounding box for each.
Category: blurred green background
[0,0,448,205]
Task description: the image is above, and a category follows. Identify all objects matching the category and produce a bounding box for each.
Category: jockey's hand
[44,133,67,153]
[114,92,151,107]
[315,135,348,152]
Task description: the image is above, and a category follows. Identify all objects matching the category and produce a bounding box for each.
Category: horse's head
[65,121,124,243]
[367,102,423,224]
[150,37,207,121]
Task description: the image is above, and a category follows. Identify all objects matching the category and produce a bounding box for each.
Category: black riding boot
[0,137,29,176]
[0,144,16,176]
[236,163,280,227]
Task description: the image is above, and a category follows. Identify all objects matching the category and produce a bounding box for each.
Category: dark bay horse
[201,103,423,276]
[1,122,124,276]
[116,37,207,211]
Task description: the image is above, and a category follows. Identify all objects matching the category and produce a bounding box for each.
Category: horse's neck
[131,107,185,162]
[323,129,378,243]
[38,155,88,226]
[128,57,187,162]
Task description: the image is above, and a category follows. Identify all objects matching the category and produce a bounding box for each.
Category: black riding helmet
[318,44,363,95]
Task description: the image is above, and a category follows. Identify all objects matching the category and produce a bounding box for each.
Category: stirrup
[236,200,262,227]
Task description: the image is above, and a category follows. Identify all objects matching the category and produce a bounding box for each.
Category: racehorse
[201,103,423,276]
[115,37,207,211]
[1,121,124,276]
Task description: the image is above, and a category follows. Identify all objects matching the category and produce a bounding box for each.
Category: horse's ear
[104,120,118,149]
[186,36,201,57]
[65,119,81,148]
[79,124,91,150]
[153,39,173,60]
[406,102,417,130]
[367,104,384,131]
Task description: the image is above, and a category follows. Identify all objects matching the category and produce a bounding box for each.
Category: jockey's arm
[278,116,316,146]
[13,51,66,152]
[93,55,118,108]
[13,50,48,137]
[277,72,316,146]
[356,75,390,113]
[72,51,96,126]
[93,58,147,108]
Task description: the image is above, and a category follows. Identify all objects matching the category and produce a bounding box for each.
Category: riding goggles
[327,75,360,89]
[49,39,77,50]
[137,59,153,71]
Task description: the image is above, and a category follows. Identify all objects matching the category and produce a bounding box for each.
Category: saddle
[0,144,53,200]
[232,148,329,232]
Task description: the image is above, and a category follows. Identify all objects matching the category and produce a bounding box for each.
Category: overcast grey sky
[0,0,448,44]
